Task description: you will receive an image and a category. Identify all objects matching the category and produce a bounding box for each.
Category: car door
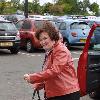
[94,26,100,44]
[59,22,67,38]
[20,20,32,47]
[77,24,100,96]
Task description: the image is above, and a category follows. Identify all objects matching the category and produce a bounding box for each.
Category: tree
[82,0,90,13]
[11,0,20,9]
[43,3,53,14]
[55,0,80,15]
[50,4,65,15]
[32,0,40,14]
[89,2,99,16]
[0,0,6,14]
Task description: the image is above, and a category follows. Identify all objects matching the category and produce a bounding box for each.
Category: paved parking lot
[0,48,94,100]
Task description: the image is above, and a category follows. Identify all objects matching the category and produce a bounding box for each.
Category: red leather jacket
[29,42,80,98]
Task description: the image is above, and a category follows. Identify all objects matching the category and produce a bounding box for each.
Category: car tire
[10,48,19,54]
[26,40,34,53]
[89,91,100,99]
[89,44,94,49]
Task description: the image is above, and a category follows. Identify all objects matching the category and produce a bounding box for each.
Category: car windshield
[0,22,17,31]
[70,22,90,29]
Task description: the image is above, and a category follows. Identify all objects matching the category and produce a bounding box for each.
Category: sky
[26,0,100,6]
[27,0,53,5]
[39,0,100,6]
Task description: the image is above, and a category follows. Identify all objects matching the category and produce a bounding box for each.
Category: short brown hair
[35,21,59,41]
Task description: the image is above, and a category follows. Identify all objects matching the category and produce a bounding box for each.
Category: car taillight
[15,32,20,40]
[71,32,77,37]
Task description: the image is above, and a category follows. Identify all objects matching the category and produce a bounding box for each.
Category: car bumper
[0,40,20,49]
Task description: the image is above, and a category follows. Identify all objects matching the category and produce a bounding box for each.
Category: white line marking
[19,51,79,61]
[71,52,82,54]
[19,52,42,57]
[31,55,35,56]
[73,58,79,60]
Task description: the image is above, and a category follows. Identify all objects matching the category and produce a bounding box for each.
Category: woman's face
[39,32,55,51]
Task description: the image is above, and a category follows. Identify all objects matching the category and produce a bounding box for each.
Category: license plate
[80,39,86,43]
[0,42,13,46]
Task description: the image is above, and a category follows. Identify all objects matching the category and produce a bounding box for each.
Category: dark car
[0,19,20,54]
[77,23,100,99]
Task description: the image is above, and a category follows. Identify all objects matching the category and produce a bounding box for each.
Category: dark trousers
[46,91,80,100]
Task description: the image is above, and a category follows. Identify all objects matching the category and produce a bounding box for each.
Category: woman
[24,21,80,100]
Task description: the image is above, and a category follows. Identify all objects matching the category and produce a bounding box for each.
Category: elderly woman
[24,21,80,100]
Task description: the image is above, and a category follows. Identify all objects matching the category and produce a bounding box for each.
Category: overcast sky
[39,0,100,6]
[27,0,100,6]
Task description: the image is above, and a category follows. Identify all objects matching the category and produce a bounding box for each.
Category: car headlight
[15,31,20,40]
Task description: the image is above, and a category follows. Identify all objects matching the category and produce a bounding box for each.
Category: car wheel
[89,91,100,99]
[63,39,70,49]
[26,40,34,53]
[89,44,94,49]
[10,48,19,54]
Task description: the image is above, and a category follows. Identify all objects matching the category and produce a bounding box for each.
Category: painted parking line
[73,58,79,60]
[18,52,42,57]
[71,51,82,55]
[19,52,79,60]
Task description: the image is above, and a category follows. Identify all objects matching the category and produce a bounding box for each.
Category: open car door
[77,23,100,96]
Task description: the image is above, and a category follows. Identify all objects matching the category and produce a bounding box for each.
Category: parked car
[58,19,94,49]
[15,18,57,52]
[0,19,20,54]
[77,23,100,99]
[79,18,100,28]
[5,14,25,23]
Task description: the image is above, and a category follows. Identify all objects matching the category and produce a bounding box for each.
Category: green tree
[43,3,53,14]
[56,0,79,15]
[31,0,40,14]
[11,0,20,9]
[90,2,99,16]
[50,4,65,15]
[0,0,6,14]
[82,0,90,13]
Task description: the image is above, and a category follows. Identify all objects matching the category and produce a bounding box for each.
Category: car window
[0,22,17,31]
[22,21,31,29]
[34,20,44,29]
[70,22,90,29]
[93,27,100,44]
[16,15,25,20]
[59,22,66,30]
[15,20,24,30]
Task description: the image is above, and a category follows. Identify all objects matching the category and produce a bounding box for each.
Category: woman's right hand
[24,74,30,83]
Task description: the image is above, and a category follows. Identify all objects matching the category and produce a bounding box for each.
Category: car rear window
[0,22,18,31]
[34,20,58,30]
[70,22,90,29]
[22,21,31,29]
[34,20,44,29]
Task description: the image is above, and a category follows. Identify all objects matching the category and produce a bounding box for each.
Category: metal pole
[24,0,28,18]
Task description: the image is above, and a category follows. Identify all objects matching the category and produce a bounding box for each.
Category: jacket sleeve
[29,49,72,84]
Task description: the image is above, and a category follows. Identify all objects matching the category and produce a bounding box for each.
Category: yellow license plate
[80,39,86,43]
[0,42,13,46]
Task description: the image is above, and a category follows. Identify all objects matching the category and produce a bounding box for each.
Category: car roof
[0,18,12,23]
[59,19,88,25]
